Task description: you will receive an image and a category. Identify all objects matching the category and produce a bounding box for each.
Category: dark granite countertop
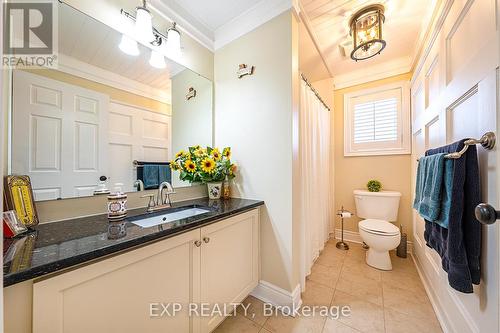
[3,198,264,287]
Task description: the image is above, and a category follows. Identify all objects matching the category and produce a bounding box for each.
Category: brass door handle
[203,237,210,243]
[194,240,202,247]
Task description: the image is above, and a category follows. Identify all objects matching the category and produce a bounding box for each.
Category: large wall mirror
[5,2,213,202]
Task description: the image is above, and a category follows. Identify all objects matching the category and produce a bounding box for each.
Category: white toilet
[353,190,402,270]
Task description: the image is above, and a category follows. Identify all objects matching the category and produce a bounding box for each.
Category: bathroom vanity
[4,198,263,333]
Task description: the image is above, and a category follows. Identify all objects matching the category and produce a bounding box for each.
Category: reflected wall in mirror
[6,2,213,202]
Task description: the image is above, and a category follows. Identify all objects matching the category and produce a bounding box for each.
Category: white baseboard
[251,280,302,311]
[411,253,451,333]
[332,229,414,254]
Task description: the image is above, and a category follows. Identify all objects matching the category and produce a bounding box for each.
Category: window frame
[344,81,411,157]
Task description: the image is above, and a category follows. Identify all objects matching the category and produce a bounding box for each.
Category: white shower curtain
[299,78,331,290]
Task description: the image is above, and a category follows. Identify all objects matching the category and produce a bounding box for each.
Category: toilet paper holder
[336,207,352,250]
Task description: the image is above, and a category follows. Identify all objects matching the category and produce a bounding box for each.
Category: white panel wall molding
[333,57,412,90]
[57,54,171,104]
[251,281,302,311]
[214,0,293,50]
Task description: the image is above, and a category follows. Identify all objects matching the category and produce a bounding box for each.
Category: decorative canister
[207,182,222,200]
[107,220,127,239]
[107,186,127,220]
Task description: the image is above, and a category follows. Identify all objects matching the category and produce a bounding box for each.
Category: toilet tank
[353,190,401,221]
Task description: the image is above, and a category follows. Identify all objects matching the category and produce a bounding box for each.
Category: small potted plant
[170,146,236,199]
[367,179,382,192]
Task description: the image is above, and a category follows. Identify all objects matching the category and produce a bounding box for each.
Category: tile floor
[214,240,443,333]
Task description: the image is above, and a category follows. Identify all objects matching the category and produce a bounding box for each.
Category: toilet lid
[359,219,400,236]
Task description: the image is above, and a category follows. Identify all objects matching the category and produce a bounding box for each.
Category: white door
[108,101,171,192]
[199,209,259,333]
[411,0,499,331]
[12,70,109,200]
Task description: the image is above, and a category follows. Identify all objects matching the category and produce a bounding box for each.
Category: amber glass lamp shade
[349,5,386,61]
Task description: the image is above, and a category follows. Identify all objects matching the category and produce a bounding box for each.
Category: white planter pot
[207,182,222,199]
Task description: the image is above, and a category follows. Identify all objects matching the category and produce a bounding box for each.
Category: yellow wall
[333,72,413,239]
[21,69,171,115]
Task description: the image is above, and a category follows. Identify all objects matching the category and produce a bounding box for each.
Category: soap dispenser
[107,183,127,221]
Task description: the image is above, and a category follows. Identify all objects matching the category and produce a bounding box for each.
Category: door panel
[12,70,109,200]
[411,0,499,331]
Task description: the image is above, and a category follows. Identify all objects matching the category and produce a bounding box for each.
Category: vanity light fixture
[119,34,140,56]
[349,4,386,61]
[135,0,155,43]
[149,49,166,68]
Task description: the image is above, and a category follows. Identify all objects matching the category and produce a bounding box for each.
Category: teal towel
[413,153,446,221]
[158,165,171,185]
[143,165,159,189]
[433,159,453,228]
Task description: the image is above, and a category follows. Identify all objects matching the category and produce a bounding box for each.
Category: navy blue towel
[424,139,481,293]
[143,165,159,189]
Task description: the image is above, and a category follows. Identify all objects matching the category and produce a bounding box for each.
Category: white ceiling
[58,4,185,92]
[169,0,261,31]
[300,0,435,77]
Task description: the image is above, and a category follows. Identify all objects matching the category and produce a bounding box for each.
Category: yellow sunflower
[184,160,196,173]
[175,150,184,159]
[223,147,231,159]
[169,161,181,171]
[211,148,221,161]
[201,158,216,173]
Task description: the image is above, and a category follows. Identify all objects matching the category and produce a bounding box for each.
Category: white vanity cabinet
[32,209,259,333]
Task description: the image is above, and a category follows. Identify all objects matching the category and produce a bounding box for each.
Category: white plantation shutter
[344,83,411,156]
[353,97,398,143]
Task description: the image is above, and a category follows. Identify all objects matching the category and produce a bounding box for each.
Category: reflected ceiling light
[119,34,140,56]
[165,23,182,58]
[149,49,166,69]
[349,4,386,61]
[135,0,155,42]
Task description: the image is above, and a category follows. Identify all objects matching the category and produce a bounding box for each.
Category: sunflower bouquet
[170,146,236,184]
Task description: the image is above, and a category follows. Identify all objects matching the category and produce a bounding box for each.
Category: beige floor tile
[340,260,382,282]
[382,283,438,320]
[237,295,269,326]
[384,308,442,333]
[331,290,385,333]
[315,251,345,268]
[336,269,383,306]
[213,314,262,333]
[263,313,326,333]
[302,280,335,306]
[322,318,361,333]
[381,269,425,293]
[307,263,341,289]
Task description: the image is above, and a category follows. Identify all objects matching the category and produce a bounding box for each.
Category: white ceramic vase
[207,182,222,199]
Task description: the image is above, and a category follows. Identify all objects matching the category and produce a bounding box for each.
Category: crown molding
[149,0,215,52]
[333,57,412,90]
[213,0,294,50]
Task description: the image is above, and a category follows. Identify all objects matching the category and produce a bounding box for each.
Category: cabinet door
[200,209,259,332]
[33,230,201,333]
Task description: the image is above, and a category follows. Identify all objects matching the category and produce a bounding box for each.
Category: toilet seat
[359,219,400,236]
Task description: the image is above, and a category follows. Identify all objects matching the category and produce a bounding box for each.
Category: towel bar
[417,132,496,161]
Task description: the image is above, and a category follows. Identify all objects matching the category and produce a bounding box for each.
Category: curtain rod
[300,73,331,112]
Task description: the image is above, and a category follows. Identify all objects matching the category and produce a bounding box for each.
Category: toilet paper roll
[339,212,352,218]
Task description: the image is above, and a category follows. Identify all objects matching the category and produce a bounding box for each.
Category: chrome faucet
[158,181,175,206]
[133,179,144,191]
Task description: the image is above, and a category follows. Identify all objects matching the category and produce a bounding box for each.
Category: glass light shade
[165,25,181,58]
[149,50,166,69]
[119,34,140,56]
[350,5,386,61]
[135,6,155,42]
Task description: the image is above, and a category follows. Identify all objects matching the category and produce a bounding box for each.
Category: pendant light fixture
[349,4,386,61]
[149,49,166,69]
[165,22,182,58]
[119,34,140,56]
[135,0,155,42]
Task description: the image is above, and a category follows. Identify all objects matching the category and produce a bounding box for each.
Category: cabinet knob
[475,203,500,225]
[194,240,202,247]
[203,237,210,243]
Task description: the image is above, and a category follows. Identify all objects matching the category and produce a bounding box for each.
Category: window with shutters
[344,81,411,156]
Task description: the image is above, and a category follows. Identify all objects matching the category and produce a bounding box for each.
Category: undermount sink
[129,207,211,228]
